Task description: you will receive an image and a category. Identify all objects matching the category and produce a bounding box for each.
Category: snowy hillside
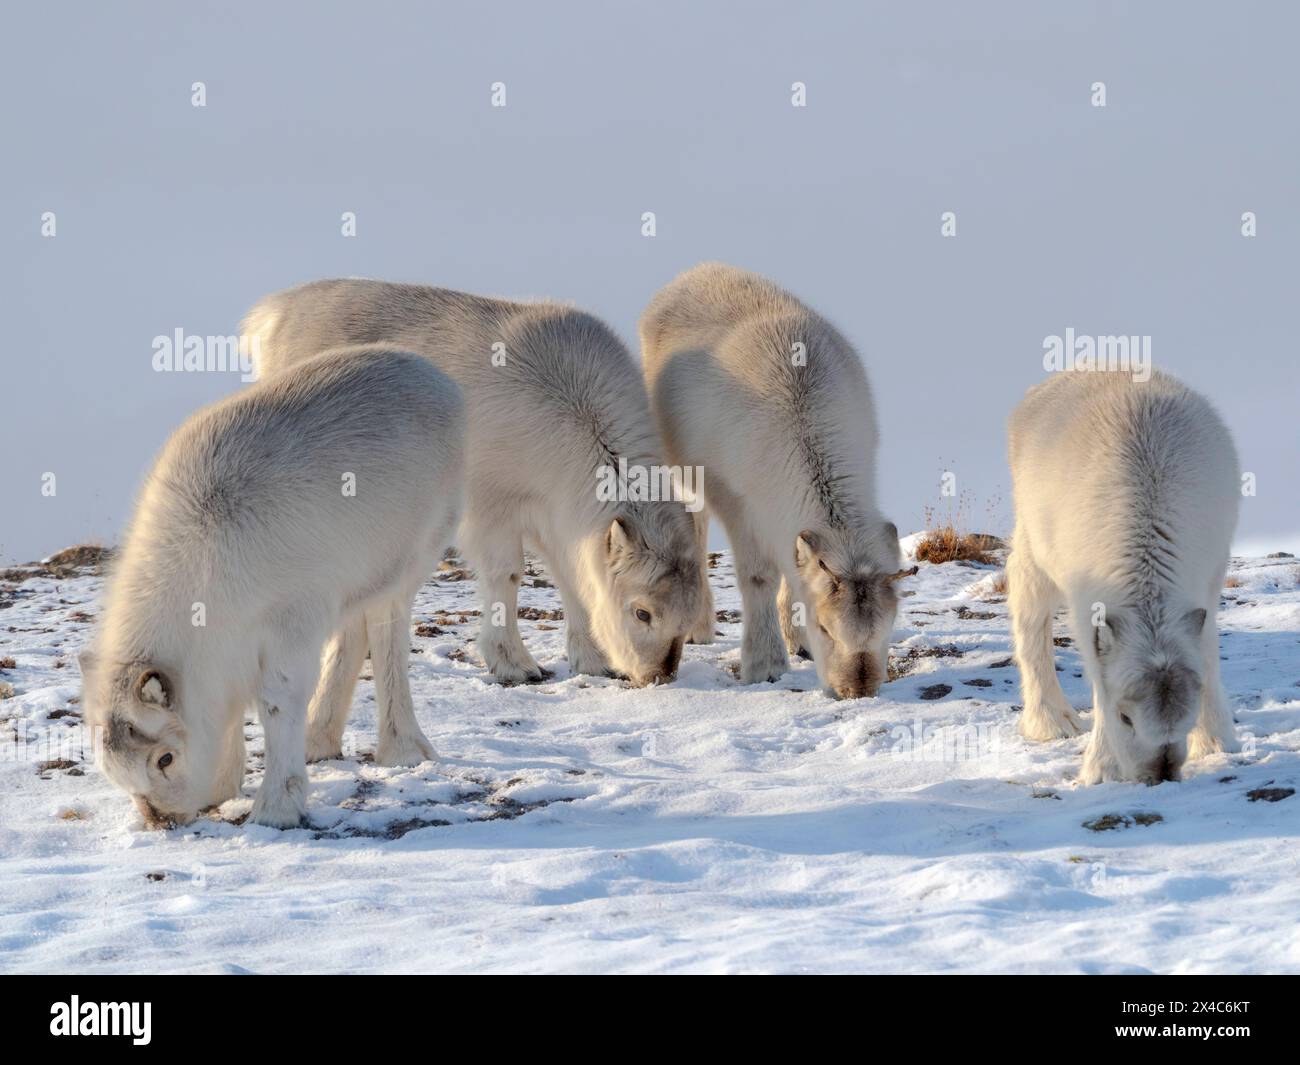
[1,544,1297,973]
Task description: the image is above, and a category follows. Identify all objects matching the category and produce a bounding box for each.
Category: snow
[1,546,1298,974]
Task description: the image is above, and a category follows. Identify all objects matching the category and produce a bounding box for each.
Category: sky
[2,0,1297,563]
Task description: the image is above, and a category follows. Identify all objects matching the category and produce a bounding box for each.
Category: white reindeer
[243,280,701,696]
[1007,369,1240,784]
[81,348,464,828]
[640,262,912,698]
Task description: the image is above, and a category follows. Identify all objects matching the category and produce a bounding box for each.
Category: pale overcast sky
[3,0,1297,562]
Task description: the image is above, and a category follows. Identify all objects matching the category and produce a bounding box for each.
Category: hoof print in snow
[1246,787,1294,803]
[144,871,167,882]
[1083,811,1164,832]
[918,684,952,701]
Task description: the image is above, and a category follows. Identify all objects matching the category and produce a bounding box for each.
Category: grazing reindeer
[81,348,464,828]
[641,262,911,698]
[243,280,700,691]
[1007,369,1240,784]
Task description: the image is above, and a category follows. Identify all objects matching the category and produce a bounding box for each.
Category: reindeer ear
[1093,621,1116,658]
[881,521,904,568]
[794,531,821,569]
[606,517,636,559]
[1183,607,1207,636]
[136,669,173,709]
[77,647,99,680]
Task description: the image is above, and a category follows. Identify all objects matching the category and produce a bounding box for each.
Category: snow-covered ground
[1,543,1297,974]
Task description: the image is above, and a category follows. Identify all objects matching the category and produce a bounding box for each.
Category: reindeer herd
[79,263,1242,828]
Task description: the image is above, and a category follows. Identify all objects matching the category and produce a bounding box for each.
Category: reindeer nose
[1147,744,1183,784]
[834,680,879,700]
[835,655,881,700]
[658,638,683,683]
[133,795,177,829]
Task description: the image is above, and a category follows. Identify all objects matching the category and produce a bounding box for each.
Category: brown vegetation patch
[1247,787,1294,803]
[887,643,965,681]
[517,606,563,621]
[914,526,997,565]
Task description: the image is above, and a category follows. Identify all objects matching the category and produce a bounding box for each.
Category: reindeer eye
[157,753,173,770]
[1119,714,1133,728]
[635,608,652,624]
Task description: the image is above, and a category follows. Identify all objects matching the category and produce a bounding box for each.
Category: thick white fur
[81,348,464,828]
[1007,369,1240,784]
[243,279,701,690]
[641,263,905,698]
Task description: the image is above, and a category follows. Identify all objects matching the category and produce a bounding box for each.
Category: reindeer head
[793,524,913,699]
[587,515,700,686]
[81,650,243,827]
[1089,605,1207,783]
